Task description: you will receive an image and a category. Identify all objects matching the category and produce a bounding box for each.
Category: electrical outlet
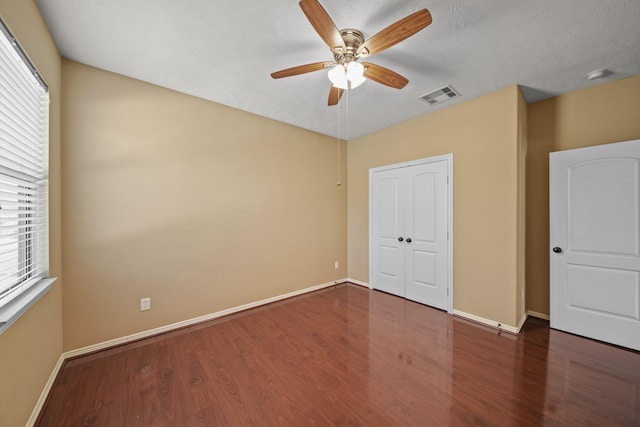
[334,261,339,269]
[140,297,151,311]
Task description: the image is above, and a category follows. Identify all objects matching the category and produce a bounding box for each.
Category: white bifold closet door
[370,157,451,311]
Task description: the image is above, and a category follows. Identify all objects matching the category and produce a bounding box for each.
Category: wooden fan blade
[299,0,346,52]
[328,85,344,106]
[358,9,432,57]
[271,61,334,79]
[362,62,408,89]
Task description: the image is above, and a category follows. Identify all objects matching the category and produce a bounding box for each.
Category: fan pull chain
[344,88,349,181]
[336,86,342,186]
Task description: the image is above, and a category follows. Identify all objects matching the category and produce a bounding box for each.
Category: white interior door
[371,169,405,297]
[370,156,452,311]
[550,139,640,351]
[405,161,449,310]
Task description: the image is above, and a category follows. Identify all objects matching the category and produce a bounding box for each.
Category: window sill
[0,277,57,335]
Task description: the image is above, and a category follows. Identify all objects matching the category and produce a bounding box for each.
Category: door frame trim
[368,153,454,313]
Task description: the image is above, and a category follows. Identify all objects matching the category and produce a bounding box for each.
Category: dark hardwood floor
[37,284,640,426]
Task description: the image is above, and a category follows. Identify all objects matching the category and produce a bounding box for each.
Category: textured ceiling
[37,0,640,140]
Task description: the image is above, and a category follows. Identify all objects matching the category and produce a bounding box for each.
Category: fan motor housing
[333,29,365,64]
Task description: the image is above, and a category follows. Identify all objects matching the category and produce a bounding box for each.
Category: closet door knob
[398,237,404,242]
[552,247,562,253]
[406,238,412,243]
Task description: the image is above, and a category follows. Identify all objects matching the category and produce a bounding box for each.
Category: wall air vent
[419,85,461,106]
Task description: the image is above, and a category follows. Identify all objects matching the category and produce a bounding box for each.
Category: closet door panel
[371,169,405,297]
[405,161,449,310]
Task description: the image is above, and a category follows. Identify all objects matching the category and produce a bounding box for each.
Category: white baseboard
[29,280,536,424]
[65,279,345,359]
[26,353,65,427]
[453,309,522,334]
[346,278,370,288]
[527,310,550,320]
[516,312,528,332]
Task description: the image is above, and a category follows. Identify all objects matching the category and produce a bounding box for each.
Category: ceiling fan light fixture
[328,62,366,90]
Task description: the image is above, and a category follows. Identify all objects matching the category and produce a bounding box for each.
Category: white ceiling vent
[419,85,461,106]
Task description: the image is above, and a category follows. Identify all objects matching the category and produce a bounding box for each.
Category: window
[0,18,53,333]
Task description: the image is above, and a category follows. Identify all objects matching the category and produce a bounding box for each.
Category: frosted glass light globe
[347,62,366,89]
[328,65,348,89]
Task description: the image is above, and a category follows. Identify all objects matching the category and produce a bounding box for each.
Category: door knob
[406,238,412,243]
[552,247,562,253]
[398,237,404,242]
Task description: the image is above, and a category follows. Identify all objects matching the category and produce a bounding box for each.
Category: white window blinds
[0,18,49,310]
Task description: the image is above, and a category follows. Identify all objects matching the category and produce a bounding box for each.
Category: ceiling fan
[271,0,432,106]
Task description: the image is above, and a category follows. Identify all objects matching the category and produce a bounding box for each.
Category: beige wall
[526,74,640,315]
[61,60,347,350]
[0,1,63,426]
[348,85,524,328]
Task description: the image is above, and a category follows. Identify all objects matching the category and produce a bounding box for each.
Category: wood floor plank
[36,284,640,426]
